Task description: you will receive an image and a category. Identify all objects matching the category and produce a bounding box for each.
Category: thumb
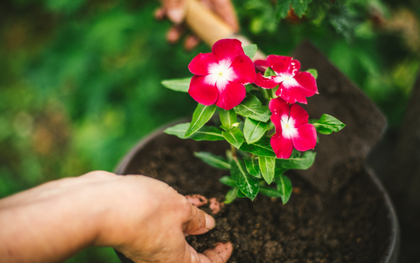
[183,204,216,235]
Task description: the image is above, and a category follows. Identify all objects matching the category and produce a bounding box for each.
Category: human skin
[156,0,239,50]
[0,171,232,263]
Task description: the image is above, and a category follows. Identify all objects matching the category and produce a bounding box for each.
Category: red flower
[188,39,256,110]
[269,97,317,159]
[254,55,318,104]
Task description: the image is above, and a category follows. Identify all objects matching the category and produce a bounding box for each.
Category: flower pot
[113,122,400,263]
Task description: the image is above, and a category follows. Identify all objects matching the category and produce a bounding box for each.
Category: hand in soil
[88,172,233,263]
[0,171,232,263]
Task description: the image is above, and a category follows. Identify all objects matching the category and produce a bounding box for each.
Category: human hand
[0,171,232,263]
[155,0,239,50]
[88,171,232,263]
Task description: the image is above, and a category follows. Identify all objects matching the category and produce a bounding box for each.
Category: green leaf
[164,123,224,141]
[306,69,318,79]
[222,128,244,149]
[291,0,312,18]
[231,157,259,200]
[240,137,276,157]
[276,151,316,170]
[224,187,238,204]
[219,109,237,130]
[161,77,191,92]
[243,44,258,60]
[243,157,261,178]
[244,118,268,144]
[259,156,276,185]
[310,114,346,135]
[275,174,293,204]
[186,104,217,137]
[234,95,271,122]
[220,176,236,187]
[277,0,292,19]
[194,152,231,170]
[237,189,247,198]
[264,67,276,77]
[259,186,282,198]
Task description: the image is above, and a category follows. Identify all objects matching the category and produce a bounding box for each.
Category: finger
[167,25,185,44]
[207,0,239,32]
[209,197,223,214]
[184,34,201,51]
[162,0,186,24]
[183,204,215,235]
[186,194,208,207]
[154,8,166,20]
[199,242,233,263]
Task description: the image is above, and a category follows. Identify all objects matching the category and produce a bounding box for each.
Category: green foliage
[164,123,224,141]
[194,152,231,170]
[259,156,276,185]
[240,137,276,157]
[234,95,271,122]
[222,128,245,149]
[310,114,346,134]
[219,109,238,130]
[243,118,268,144]
[243,44,258,59]
[220,176,237,187]
[224,187,238,204]
[231,157,259,200]
[161,78,191,93]
[243,157,261,178]
[306,69,318,79]
[276,151,316,170]
[185,104,217,137]
[264,67,277,77]
[275,174,293,204]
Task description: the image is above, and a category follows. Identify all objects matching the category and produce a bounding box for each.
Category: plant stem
[230,144,237,158]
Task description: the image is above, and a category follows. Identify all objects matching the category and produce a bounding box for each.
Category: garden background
[0,0,419,262]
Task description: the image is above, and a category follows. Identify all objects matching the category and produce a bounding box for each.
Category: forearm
[0,181,103,263]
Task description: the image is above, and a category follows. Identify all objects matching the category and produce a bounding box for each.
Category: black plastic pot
[113,123,400,263]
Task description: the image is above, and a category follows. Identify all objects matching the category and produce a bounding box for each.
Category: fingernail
[167,8,184,24]
[205,213,216,230]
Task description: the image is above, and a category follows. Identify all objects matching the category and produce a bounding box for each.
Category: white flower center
[205,59,236,90]
[274,73,299,89]
[281,115,298,139]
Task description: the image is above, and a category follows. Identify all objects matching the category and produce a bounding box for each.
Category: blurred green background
[0,0,419,262]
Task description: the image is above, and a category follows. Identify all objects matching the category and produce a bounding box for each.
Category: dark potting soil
[133,136,382,263]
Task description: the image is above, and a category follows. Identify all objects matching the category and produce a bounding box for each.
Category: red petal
[254,73,278,89]
[289,103,309,127]
[212,39,244,63]
[276,83,307,104]
[294,72,318,97]
[188,53,216,76]
[267,55,292,75]
[230,53,256,84]
[271,133,294,159]
[269,97,289,115]
[292,124,317,151]
[269,97,289,129]
[254,59,269,73]
[289,59,301,75]
[188,75,218,106]
[215,81,246,110]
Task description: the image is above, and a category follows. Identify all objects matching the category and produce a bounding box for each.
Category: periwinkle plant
[162,39,345,204]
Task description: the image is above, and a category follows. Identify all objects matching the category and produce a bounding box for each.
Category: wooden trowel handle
[185,0,234,46]
[184,0,266,60]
